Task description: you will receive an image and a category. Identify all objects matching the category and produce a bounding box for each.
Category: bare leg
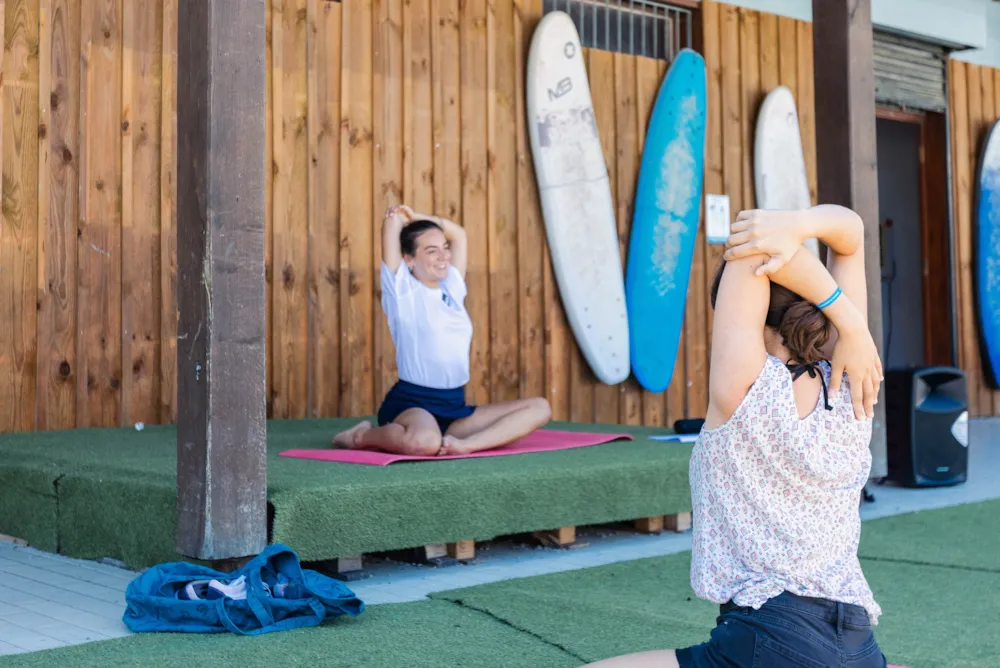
[441,397,551,456]
[338,409,443,457]
[578,650,679,667]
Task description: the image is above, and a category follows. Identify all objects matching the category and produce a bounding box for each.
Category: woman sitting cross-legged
[332,205,552,457]
[582,204,887,667]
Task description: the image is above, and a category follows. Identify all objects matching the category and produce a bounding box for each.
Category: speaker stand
[861,484,876,504]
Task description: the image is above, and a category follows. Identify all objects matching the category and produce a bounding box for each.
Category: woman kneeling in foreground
[583,205,887,667]
[333,205,551,457]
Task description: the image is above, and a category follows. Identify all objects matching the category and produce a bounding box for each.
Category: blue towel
[123,543,364,635]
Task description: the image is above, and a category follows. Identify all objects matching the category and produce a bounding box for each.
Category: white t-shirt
[380,261,473,390]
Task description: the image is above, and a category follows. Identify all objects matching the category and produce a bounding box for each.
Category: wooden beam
[875,106,925,125]
[811,0,886,478]
[175,0,268,560]
[919,112,954,367]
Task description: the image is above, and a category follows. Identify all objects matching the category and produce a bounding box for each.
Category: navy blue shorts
[676,592,886,668]
[377,379,476,434]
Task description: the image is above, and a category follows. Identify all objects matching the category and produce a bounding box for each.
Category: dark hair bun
[400,219,444,256]
[779,301,831,364]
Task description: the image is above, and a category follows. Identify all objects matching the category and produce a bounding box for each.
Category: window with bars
[542,0,695,62]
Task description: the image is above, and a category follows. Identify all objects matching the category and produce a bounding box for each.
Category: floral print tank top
[689,354,882,624]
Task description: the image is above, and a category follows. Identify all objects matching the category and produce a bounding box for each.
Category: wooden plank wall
[20,1,991,432]
[1,0,40,433]
[948,60,1000,418]
[0,0,175,434]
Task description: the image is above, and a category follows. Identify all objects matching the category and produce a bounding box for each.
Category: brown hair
[710,258,832,364]
[400,219,444,256]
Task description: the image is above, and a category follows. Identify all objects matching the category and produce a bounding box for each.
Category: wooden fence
[948,60,1000,417]
[0,0,820,432]
[0,0,179,432]
[7,0,991,433]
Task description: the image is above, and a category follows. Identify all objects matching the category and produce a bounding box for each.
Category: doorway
[875,108,953,370]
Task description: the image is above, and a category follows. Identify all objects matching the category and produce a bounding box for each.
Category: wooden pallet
[634,512,692,534]
[375,539,481,571]
[312,554,367,582]
[532,526,581,549]
[319,512,693,579]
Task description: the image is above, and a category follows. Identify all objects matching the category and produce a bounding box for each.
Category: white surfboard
[527,11,629,385]
[754,86,819,255]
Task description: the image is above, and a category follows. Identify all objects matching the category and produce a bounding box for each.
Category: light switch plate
[705,194,730,245]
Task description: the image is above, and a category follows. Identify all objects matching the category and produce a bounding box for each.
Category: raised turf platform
[0,419,692,570]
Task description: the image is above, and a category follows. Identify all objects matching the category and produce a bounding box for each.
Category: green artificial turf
[858,559,1000,668]
[0,458,60,553]
[58,472,181,568]
[859,499,1000,572]
[0,419,692,569]
[435,552,718,660]
[0,601,579,668]
[3,500,998,668]
[431,551,1000,667]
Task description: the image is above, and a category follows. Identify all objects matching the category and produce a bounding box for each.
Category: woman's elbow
[838,206,865,243]
[853,213,866,248]
[822,205,865,254]
[841,206,864,236]
[449,229,468,250]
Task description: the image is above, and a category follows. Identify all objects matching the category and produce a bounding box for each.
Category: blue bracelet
[817,287,842,310]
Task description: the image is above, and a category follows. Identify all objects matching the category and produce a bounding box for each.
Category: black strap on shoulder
[786,361,832,411]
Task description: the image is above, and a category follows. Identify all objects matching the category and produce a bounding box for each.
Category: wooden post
[175,0,269,560]
[811,0,887,478]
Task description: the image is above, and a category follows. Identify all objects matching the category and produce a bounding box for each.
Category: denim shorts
[376,379,476,434]
[676,591,887,668]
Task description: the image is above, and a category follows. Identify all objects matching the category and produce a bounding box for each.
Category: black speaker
[885,366,969,487]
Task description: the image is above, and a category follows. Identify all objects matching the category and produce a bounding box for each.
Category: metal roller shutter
[874,30,949,112]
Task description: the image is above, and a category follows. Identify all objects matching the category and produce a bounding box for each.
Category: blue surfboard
[625,49,707,393]
[975,119,1000,388]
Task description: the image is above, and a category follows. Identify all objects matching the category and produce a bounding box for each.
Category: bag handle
[216,598,252,636]
[215,596,326,636]
[216,545,330,635]
[244,572,275,630]
[254,599,326,635]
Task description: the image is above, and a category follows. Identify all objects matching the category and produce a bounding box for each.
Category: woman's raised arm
[725,206,881,418]
[381,206,407,272]
[706,254,771,426]
[434,216,467,279]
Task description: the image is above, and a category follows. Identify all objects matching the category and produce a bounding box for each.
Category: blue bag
[123,543,365,635]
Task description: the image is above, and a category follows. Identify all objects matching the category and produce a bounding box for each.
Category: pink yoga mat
[279,430,633,466]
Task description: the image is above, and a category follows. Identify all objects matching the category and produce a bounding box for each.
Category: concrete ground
[1,418,997,657]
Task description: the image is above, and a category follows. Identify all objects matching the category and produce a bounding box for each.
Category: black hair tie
[786,361,832,411]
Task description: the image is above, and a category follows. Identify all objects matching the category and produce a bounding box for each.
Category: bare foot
[439,434,470,456]
[331,421,372,449]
